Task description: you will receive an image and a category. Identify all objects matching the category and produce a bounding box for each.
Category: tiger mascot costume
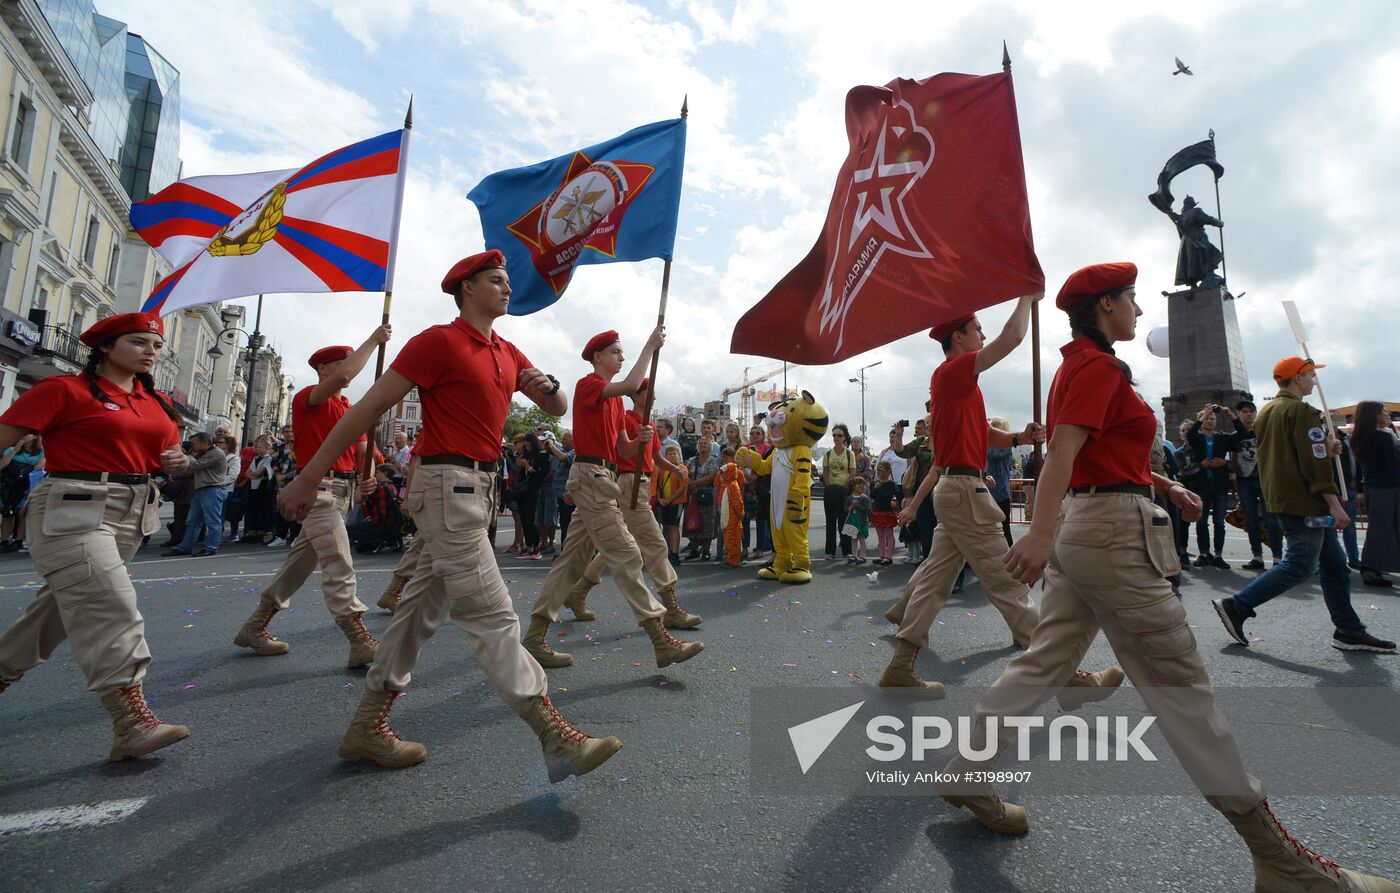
[735,391,829,584]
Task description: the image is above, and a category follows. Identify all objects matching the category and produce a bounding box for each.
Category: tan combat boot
[335,612,379,668]
[338,688,427,769]
[940,790,1030,836]
[564,579,597,621]
[641,617,704,668]
[1055,666,1127,711]
[883,586,912,625]
[659,588,702,629]
[98,683,190,762]
[878,639,946,696]
[233,597,291,656]
[523,616,573,668]
[1226,800,1400,892]
[522,695,623,783]
[378,575,408,613]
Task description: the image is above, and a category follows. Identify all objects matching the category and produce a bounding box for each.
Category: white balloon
[1146,326,1170,358]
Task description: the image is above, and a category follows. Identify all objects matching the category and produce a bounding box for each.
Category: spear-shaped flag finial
[405,95,414,130]
[1002,40,1011,72]
[681,94,689,118]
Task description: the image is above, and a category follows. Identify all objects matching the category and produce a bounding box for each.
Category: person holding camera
[1185,403,1248,569]
[1213,357,1395,653]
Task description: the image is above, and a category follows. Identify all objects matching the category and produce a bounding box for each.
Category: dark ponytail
[1067,297,1135,384]
[84,344,183,423]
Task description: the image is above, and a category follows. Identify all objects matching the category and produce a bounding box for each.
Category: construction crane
[720,363,788,428]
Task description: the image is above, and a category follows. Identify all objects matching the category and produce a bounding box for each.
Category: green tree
[504,401,562,440]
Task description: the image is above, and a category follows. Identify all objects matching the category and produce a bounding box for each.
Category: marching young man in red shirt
[879,292,1124,708]
[556,377,701,628]
[523,329,704,671]
[234,327,391,669]
[279,250,621,781]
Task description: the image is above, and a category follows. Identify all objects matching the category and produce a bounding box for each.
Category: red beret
[1055,262,1137,311]
[80,312,164,347]
[929,315,975,343]
[582,330,619,361]
[441,249,506,294]
[308,345,353,369]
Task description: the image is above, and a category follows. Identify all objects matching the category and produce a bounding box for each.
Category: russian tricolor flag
[132,128,409,316]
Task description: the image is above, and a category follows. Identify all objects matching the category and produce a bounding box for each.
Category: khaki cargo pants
[368,465,545,714]
[945,492,1267,815]
[576,473,678,596]
[897,475,1039,649]
[0,477,160,691]
[532,465,664,624]
[261,476,366,617]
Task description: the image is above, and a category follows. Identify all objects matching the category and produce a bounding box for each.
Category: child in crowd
[716,446,746,568]
[845,476,872,564]
[870,460,902,566]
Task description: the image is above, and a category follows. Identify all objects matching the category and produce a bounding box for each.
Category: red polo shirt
[390,317,531,462]
[617,408,659,474]
[0,374,178,473]
[572,374,624,463]
[929,350,987,469]
[1047,338,1155,487]
[292,387,363,473]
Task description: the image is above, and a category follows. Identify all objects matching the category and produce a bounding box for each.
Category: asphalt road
[1,505,1397,892]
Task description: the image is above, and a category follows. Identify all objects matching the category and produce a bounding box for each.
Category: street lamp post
[206,294,265,448]
[848,360,883,443]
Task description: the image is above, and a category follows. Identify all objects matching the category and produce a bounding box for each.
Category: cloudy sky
[104,0,1400,441]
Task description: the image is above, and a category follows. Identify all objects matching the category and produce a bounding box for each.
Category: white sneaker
[268,537,287,547]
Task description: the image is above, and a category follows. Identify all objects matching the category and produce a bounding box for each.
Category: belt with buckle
[576,455,618,473]
[49,471,150,485]
[937,467,983,477]
[326,471,358,481]
[1070,484,1153,498]
[420,455,499,472]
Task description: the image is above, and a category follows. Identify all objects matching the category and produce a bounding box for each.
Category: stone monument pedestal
[1160,285,1253,437]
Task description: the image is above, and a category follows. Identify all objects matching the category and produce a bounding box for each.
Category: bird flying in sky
[1174,56,1194,76]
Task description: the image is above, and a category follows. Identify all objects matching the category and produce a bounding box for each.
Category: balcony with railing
[19,325,87,380]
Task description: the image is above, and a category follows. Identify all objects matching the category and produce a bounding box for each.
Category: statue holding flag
[1147,136,1227,289]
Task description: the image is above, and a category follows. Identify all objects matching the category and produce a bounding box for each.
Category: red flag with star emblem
[731,71,1042,364]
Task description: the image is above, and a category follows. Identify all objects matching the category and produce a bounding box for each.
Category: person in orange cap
[0,312,194,762]
[278,249,623,782]
[233,324,392,669]
[1213,357,1395,653]
[931,263,1399,892]
[523,326,705,672]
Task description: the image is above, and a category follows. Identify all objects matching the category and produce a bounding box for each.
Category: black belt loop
[420,455,500,472]
[49,471,150,485]
[1070,484,1153,498]
[576,455,618,473]
[937,467,983,477]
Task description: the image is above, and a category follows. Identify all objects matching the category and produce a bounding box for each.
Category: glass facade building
[35,0,181,201]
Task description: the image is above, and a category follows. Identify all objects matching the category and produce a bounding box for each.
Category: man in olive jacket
[1213,357,1394,653]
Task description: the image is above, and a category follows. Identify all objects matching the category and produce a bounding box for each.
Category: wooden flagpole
[630,96,687,509]
[362,98,413,480]
[1003,42,1044,473]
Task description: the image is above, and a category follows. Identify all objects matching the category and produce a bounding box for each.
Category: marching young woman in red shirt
[935,263,1397,891]
[0,313,192,761]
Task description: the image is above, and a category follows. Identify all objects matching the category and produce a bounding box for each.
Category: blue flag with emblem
[467,118,686,315]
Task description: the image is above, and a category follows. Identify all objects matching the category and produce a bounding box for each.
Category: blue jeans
[1236,476,1282,560]
[1231,514,1366,636]
[180,487,228,553]
[1195,484,1229,555]
[1343,487,1360,562]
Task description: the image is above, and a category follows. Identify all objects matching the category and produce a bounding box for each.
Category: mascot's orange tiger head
[765,390,828,449]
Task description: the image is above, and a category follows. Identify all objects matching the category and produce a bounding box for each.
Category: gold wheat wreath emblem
[207,182,288,258]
